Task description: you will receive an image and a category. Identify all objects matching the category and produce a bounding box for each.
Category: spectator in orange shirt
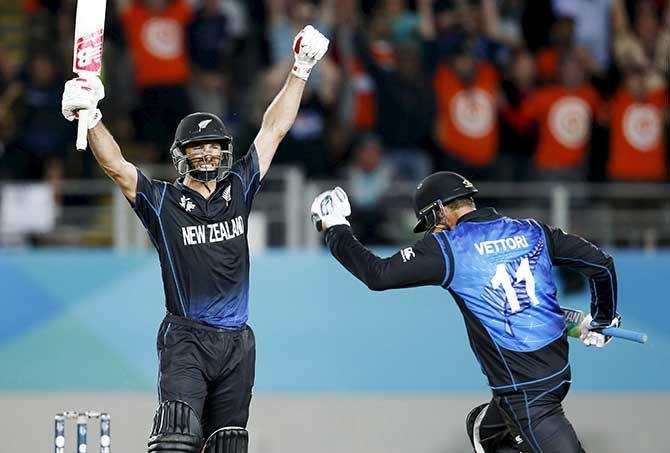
[607,65,667,181]
[117,0,193,161]
[433,40,499,180]
[522,51,599,181]
[535,15,600,84]
[535,16,573,84]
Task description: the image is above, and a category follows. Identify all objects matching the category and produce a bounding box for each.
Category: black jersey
[131,145,261,329]
[325,208,617,391]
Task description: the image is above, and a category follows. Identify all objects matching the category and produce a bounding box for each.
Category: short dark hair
[446,197,475,210]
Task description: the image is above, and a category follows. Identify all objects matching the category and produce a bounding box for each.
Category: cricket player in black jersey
[311,174,622,453]
[61,25,329,453]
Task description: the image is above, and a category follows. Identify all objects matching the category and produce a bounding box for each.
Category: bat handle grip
[601,327,648,344]
[76,109,89,152]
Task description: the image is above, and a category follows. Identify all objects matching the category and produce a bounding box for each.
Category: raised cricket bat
[561,306,648,344]
[72,0,107,151]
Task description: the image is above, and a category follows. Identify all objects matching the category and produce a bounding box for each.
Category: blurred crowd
[0,0,668,193]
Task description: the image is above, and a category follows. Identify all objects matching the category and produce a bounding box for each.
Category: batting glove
[579,313,621,348]
[292,25,329,81]
[62,75,104,129]
[311,186,351,232]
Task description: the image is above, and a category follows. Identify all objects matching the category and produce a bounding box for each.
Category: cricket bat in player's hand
[561,306,648,344]
[72,0,107,151]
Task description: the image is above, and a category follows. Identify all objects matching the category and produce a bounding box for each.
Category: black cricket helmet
[170,112,233,182]
[413,171,478,233]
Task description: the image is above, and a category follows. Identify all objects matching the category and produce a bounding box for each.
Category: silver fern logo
[179,195,196,212]
[222,184,231,202]
[198,119,213,131]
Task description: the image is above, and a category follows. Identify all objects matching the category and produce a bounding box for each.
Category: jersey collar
[456,207,500,225]
[175,176,227,200]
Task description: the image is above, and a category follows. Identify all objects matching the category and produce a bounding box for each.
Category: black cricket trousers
[473,378,585,453]
[156,314,256,439]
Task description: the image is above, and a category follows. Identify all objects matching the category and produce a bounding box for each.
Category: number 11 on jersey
[491,257,540,313]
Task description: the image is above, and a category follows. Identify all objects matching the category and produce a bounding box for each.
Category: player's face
[185,143,222,172]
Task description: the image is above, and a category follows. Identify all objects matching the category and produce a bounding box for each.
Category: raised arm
[61,76,138,203]
[253,74,306,179]
[418,0,437,41]
[611,0,631,35]
[481,0,521,48]
[311,187,447,291]
[88,123,138,203]
[253,25,329,179]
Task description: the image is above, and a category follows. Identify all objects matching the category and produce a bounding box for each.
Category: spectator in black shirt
[498,48,538,181]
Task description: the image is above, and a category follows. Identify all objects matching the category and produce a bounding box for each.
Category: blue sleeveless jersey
[434,214,569,390]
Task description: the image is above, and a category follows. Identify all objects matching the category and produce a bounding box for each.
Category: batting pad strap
[147,401,203,453]
[203,427,248,453]
[147,436,201,452]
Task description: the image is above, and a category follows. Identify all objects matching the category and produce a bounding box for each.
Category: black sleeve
[541,223,618,326]
[324,225,448,291]
[130,167,166,249]
[230,144,262,210]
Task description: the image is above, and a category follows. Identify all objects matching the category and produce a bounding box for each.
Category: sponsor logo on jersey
[401,247,415,262]
[181,216,244,246]
[474,235,529,255]
[179,195,195,212]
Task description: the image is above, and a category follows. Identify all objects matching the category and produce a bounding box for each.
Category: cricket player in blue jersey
[310,172,621,453]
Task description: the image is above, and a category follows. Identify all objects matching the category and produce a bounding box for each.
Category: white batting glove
[311,186,351,232]
[292,25,329,81]
[62,75,104,129]
[579,314,620,348]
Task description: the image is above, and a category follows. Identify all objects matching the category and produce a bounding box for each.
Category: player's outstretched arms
[62,75,138,203]
[311,187,447,291]
[254,25,329,179]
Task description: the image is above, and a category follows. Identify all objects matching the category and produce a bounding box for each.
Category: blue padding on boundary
[0,249,668,392]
